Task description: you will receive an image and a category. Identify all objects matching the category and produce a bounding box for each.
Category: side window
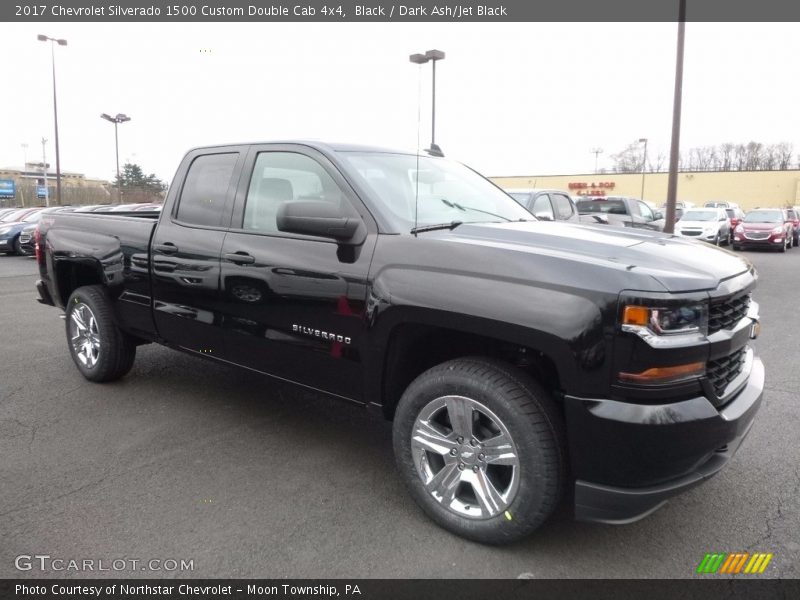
[638,201,654,221]
[531,194,554,221]
[552,194,574,220]
[176,153,238,227]
[242,152,351,234]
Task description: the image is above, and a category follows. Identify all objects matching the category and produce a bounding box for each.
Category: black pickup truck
[35,142,764,544]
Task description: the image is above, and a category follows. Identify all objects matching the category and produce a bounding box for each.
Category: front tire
[393,357,566,545]
[65,285,136,382]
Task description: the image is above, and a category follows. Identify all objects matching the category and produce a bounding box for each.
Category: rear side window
[176,153,238,227]
[552,194,574,220]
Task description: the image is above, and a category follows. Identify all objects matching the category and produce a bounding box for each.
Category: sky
[1,22,798,183]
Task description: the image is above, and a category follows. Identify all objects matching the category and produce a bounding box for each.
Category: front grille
[681,230,702,237]
[708,293,751,334]
[744,232,769,240]
[707,348,746,398]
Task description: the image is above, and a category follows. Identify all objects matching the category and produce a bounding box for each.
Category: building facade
[491,169,800,210]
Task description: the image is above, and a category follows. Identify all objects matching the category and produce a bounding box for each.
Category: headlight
[0,227,11,236]
[771,226,783,234]
[735,224,743,233]
[623,302,708,336]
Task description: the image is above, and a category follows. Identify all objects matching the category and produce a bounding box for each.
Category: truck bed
[37,211,160,340]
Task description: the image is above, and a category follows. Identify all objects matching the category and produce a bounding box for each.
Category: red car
[732,208,793,252]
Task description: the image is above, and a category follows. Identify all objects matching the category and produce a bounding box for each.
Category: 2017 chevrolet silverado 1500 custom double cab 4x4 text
[35,142,764,544]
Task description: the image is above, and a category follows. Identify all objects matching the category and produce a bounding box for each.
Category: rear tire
[393,357,566,545]
[65,285,136,382]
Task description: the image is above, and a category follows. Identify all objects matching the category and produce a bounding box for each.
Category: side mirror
[534,211,553,221]
[654,211,664,220]
[277,201,364,244]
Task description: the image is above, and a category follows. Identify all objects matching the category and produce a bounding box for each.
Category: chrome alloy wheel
[411,395,520,519]
[69,302,101,368]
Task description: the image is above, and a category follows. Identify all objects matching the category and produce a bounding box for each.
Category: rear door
[218,144,378,401]
[150,147,246,355]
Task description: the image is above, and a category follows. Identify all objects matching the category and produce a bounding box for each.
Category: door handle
[154,242,178,255]
[224,252,256,265]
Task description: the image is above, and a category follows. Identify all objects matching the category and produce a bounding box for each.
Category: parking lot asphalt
[1,248,798,579]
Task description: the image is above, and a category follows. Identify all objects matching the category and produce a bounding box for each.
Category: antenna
[413,62,422,237]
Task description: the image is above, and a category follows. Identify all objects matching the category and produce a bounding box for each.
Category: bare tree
[647,152,666,172]
[734,144,747,170]
[610,141,645,173]
[719,143,735,171]
[775,142,793,170]
[761,145,777,170]
[744,141,763,170]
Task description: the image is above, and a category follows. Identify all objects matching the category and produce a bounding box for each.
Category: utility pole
[664,0,686,234]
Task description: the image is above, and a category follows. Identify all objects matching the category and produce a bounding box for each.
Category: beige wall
[491,170,800,211]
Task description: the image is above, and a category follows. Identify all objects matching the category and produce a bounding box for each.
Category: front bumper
[568,356,764,524]
[734,234,783,247]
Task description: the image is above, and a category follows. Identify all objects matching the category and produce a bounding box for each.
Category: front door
[219,145,377,401]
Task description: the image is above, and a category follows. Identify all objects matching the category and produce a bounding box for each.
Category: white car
[675,207,731,245]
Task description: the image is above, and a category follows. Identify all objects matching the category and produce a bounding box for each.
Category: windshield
[1,209,30,223]
[339,152,532,229]
[681,210,717,221]
[576,198,626,215]
[22,210,46,223]
[744,210,782,223]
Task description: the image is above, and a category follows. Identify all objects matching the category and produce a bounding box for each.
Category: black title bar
[3,579,800,600]
[4,0,800,22]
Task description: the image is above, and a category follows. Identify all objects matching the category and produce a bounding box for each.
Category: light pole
[21,143,28,206]
[100,113,131,202]
[37,34,67,206]
[409,49,445,156]
[591,147,604,173]
[41,138,49,207]
[639,138,649,200]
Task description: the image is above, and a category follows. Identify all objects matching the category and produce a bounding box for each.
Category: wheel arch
[367,309,575,421]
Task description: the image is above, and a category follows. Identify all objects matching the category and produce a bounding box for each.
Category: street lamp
[409,49,446,156]
[639,138,649,200]
[591,147,604,174]
[100,113,131,202]
[37,34,67,205]
[41,138,49,207]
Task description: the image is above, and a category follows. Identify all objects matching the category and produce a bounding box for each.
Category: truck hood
[675,219,719,228]
[444,221,751,292]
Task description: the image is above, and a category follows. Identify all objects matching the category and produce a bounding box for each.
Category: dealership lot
[1,250,798,579]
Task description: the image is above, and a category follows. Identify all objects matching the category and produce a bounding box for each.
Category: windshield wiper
[411,221,463,234]
[440,199,516,222]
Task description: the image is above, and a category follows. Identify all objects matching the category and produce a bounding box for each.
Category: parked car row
[0,203,162,256]
[500,187,799,254]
